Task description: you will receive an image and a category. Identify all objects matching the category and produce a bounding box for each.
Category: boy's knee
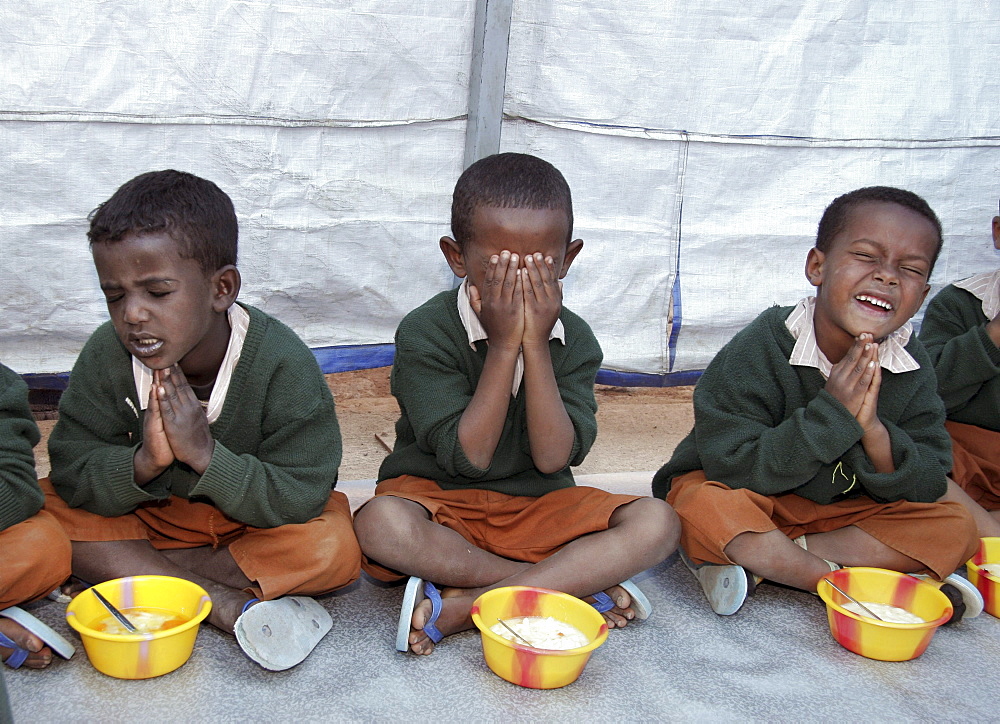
[613,497,681,554]
[353,495,428,552]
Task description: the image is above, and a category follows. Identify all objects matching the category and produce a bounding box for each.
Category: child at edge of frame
[0,363,73,670]
[43,170,361,671]
[353,152,681,655]
[918,198,1000,538]
[653,185,984,620]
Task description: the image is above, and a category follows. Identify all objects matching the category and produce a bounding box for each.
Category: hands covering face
[468,251,563,350]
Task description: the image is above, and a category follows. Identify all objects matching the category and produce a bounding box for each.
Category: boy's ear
[804,247,825,288]
[211,265,241,312]
[558,239,584,279]
[439,236,468,278]
[992,216,1000,250]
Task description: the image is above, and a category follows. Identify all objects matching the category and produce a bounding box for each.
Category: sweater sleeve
[48,330,168,516]
[186,353,341,528]
[390,325,493,480]
[841,351,951,503]
[919,286,1000,414]
[697,348,865,496]
[551,324,601,468]
[0,366,44,531]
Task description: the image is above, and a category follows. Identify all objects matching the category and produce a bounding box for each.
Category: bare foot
[60,576,91,598]
[0,619,53,669]
[586,584,636,629]
[408,587,476,656]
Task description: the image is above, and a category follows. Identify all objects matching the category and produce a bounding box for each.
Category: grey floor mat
[7,552,999,722]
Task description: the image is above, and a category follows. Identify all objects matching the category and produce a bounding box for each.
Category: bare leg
[355,497,679,655]
[939,478,1000,537]
[724,530,833,592]
[71,540,253,633]
[725,525,923,593]
[0,619,52,669]
[804,526,923,571]
[160,547,253,590]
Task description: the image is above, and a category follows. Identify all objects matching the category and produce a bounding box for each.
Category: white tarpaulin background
[1,1,998,380]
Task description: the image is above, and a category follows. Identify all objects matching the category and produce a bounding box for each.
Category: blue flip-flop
[395,577,444,652]
[0,606,75,668]
[589,580,652,620]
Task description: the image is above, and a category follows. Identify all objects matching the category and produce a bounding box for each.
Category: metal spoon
[825,580,885,622]
[496,618,535,647]
[92,588,138,633]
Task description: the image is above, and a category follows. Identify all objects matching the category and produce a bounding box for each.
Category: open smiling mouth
[855,294,894,312]
[130,337,164,356]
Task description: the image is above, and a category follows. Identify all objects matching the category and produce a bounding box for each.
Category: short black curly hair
[88,170,238,272]
[816,186,943,273]
[451,153,573,249]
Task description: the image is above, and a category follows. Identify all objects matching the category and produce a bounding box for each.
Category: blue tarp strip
[22,343,701,390]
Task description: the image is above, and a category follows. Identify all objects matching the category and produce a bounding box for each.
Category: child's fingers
[522,253,544,300]
[468,283,482,315]
[501,252,519,300]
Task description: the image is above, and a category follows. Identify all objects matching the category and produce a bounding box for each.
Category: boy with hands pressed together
[44,170,361,671]
[654,186,982,618]
[354,153,679,655]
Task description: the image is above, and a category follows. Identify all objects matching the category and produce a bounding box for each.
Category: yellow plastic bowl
[470,586,609,689]
[817,567,951,662]
[66,575,212,679]
[966,537,1000,618]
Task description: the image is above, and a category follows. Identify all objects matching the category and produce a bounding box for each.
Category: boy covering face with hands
[354,153,679,655]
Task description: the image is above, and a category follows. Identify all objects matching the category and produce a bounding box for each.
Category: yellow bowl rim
[66,575,212,642]
[816,568,951,629]
[471,585,609,655]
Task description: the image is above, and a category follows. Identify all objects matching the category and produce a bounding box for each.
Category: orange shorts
[40,477,361,600]
[359,475,640,582]
[948,420,1000,510]
[0,509,72,609]
[667,470,978,579]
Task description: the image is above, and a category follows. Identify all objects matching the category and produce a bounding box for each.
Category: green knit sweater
[653,306,951,505]
[49,304,341,528]
[918,282,1000,432]
[378,288,601,496]
[0,363,43,531]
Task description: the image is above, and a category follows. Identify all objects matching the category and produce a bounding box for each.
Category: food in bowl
[66,575,212,679]
[490,616,589,650]
[966,537,1000,618]
[90,608,189,635]
[840,601,925,624]
[817,567,951,661]
[471,586,609,689]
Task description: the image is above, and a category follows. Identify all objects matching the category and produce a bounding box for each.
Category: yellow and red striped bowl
[66,575,212,679]
[471,586,608,689]
[817,567,951,662]
[966,537,1000,618]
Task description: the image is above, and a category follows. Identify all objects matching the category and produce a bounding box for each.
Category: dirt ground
[33,367,694,481]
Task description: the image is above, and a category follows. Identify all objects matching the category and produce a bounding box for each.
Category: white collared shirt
[954,269,1000,320]
[456,278,565,396]
[132,304,250,424]
[785,296,919,378]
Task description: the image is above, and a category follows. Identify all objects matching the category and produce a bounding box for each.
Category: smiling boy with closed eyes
[654,186,983,618]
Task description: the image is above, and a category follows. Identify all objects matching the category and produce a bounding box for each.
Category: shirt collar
[954,269,1000,320]
[133,304,250,424]
[785,296,919,378]
[456,279,565,396]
